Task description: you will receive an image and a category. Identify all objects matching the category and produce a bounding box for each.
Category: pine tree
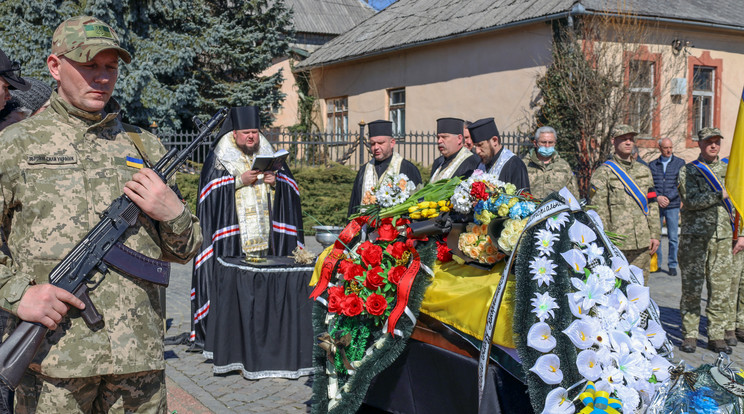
[0,0,291,130]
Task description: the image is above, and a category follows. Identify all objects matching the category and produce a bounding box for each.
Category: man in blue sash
[588,125,660,285]
[677,127,737,354]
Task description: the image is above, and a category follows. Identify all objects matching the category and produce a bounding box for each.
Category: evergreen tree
[0,0,291,130]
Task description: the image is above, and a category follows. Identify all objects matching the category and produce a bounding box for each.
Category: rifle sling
[103,242,170,287]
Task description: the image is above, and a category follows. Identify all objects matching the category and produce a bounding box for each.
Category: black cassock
[430,152,482,181]
[189,150,304,350]
[347,157,422,217]
[485,147,531,192]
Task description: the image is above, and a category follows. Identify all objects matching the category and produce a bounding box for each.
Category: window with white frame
[326,97,348,138]
[692,66,715,133]
[627,60,655,136]
[388,88,405,137]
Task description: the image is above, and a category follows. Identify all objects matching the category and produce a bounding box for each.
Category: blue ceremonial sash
[603,160,649,215]
[691,158,736,233]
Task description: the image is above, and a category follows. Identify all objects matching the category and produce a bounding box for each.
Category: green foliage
[0,0,291,130]
[294,164,358,234]
[175,170,201,215]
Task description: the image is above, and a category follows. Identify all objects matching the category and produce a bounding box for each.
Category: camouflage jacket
[678,156,732,239]
[521,149,579,199]
[0,93,202,378]
[589,155,661,250]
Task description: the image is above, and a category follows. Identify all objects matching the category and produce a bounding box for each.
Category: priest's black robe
[485,147,531,192]
[189,151,304,350]
[348,156,422,217]
[430,151,482,181]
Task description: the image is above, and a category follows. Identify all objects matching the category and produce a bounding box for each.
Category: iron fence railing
[155,124,533,170]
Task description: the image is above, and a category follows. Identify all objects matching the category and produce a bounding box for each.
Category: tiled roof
[286,0,375,35]
[296,0,744,69]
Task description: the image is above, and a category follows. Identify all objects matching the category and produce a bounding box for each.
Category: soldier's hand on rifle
[649,238,660,255]
[17,284,85,330]
[123,168,184,222]
[241,170,261,186]
[722,189,729,200]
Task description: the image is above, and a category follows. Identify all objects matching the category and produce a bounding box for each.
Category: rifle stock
[0,322,46,389]
[0,108,228,389]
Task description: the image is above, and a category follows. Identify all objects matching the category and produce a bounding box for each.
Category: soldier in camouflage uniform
[0,16,202,412]
[588,125,661,285]
[677,127,734,354]
[732,224,744,344]
[521,126,579,199]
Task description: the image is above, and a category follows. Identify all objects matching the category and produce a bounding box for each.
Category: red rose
[376,221,399,242]
[343,263,365,282]
[363,266,385,290]
[342,293,364,317]
[365,293,389,316]
[437,241,453,262]
[359,241,383,267]
[395,218,410,227]
[327,286,346,313]
[471,181,488,200]
[338,259,353,276]
[387,265,406,285]
[386,241,407,259]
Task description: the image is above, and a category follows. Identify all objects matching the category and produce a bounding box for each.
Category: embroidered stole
[430,147,472,182]
[361,152,403,205]
[691,158,736,233]
[487,147,516,178]
[214,132,274,254]
[603,160,649,215]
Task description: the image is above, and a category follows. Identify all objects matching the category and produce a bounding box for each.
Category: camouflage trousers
[621,248,651,286]
[732,249,744,330]
[679,235,733,340]
[15,369,166,414]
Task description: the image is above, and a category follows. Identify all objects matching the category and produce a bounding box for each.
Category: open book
[251,149,289,172]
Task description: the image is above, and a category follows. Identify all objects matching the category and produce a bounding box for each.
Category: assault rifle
[0,108,228,389]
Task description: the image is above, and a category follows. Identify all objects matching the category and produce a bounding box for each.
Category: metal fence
[156,124,532,170]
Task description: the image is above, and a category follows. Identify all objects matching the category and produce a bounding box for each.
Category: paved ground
[162,235,743,413]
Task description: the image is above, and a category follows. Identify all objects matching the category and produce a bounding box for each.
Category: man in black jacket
[648,138,686,276]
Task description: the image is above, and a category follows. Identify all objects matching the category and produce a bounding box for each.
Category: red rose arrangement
[329,221,415,325]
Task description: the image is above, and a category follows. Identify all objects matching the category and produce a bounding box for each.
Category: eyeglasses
[0,61,21,79]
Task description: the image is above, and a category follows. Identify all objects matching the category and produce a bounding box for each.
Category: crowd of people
[0,12,742,414]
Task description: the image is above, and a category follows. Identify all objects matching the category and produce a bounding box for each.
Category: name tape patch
[27,155,76,165]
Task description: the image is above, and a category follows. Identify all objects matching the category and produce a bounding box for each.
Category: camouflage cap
[611,124,638,139]
[695,127,723,141]
[52,16,131,64]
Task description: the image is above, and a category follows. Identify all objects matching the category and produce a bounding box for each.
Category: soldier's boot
[724,330,737,347]
[707,339,733,354]
[680,338,697,353]
[736,328,744,343]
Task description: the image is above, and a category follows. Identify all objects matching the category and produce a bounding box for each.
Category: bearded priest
[189,106,304,351]
[348,120,422,217]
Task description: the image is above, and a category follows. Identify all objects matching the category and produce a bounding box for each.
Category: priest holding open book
[189,106,303,350]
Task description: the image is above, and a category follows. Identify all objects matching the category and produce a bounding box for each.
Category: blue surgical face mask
[537,146,555,157]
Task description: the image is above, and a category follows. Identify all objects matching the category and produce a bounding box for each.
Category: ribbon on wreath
[578,382,622,414]
[309,216,367,300]
[385,240,421,336]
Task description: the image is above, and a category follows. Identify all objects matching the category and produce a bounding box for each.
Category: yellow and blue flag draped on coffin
[726,87,744,218]
[311,247,516,349]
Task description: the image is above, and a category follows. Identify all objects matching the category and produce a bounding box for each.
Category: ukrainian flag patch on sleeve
[126,156,144,169]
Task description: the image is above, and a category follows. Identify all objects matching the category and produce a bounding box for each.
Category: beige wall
[260,56,300,128]
[306,20,744,164]
[308,23,554,133]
